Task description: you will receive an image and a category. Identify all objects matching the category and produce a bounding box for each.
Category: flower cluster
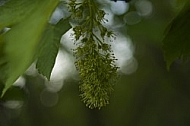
[68,0,119,109]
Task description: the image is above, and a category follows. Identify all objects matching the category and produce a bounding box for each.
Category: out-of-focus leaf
[0,35,7,84]
[36,18,71,80]
[175,0,186,8]
[1,0,59,97]
[2,86,26,101]
[0,0,36,30]
[163,2,190,69]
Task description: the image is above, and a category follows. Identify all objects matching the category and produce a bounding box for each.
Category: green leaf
[0,35,7,84]
[36,18,71,80]
[1,0,60,97]
[0,0,37,30]
[163,2,190,69]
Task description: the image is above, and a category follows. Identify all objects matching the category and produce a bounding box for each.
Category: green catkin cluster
[68,0,119,109]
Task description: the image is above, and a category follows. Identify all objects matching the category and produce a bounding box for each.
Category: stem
[87,0,94,34]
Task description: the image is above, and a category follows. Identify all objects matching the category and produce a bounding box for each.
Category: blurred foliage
[1,0,190,126]
[163,0,190,69]
[0,0,60,96]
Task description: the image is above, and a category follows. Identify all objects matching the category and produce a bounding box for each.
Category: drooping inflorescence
[68,0,119,109]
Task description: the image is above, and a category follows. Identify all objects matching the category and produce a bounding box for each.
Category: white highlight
[13,76,26,88]
[110,1,129,15]
[111,33,137,74]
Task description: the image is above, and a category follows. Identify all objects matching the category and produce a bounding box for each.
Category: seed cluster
[68,0,119,109]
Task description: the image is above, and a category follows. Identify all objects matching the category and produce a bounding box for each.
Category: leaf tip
[1,87,8,98]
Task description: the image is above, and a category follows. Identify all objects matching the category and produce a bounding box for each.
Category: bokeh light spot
[123,11,141,25]
[135,0,153,17]
[110,1,129,15]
